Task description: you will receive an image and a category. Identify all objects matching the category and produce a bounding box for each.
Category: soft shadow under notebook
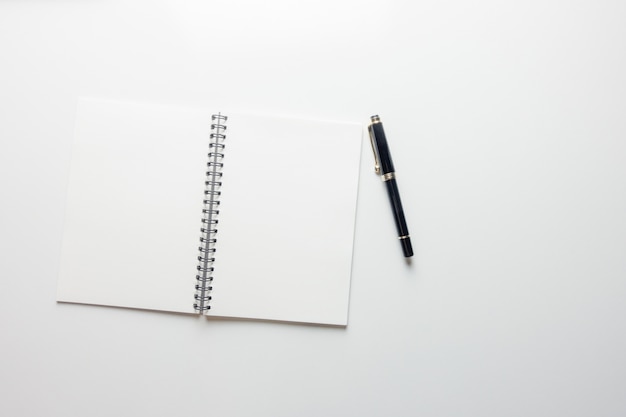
[57,98,362,326]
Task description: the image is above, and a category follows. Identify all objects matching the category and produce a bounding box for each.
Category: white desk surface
[1,1,625,416]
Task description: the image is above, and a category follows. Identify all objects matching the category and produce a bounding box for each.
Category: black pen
[368,115,413,257]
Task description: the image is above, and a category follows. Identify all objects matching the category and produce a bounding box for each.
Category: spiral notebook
[57,98,362,326]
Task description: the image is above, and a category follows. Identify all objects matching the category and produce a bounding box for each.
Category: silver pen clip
[368,117,381,175]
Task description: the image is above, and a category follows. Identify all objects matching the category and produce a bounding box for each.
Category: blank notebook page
[57,98,362,325]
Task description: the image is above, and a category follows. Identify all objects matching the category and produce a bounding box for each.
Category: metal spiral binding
[194,113,227,312]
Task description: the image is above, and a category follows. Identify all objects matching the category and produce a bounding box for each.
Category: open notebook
[57,98,363,326]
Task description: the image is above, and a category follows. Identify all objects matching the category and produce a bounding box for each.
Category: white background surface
[1,1,625,416]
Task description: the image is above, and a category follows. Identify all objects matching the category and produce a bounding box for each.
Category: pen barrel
[385,178,413,257]
[370,122,395,174]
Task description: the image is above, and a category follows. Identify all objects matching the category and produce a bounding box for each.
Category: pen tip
[370,115,380,123]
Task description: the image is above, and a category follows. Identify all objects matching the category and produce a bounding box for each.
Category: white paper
[57,98,362,325]
[208,113,362,325]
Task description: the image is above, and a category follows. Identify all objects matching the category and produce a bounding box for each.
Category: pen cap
[369,116,395,174]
